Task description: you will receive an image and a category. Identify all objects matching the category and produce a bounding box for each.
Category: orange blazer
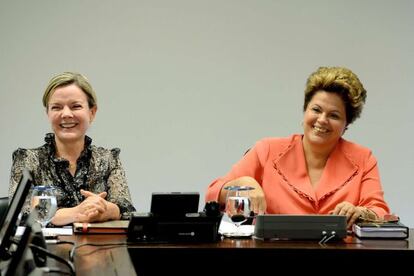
[206,134,390,218]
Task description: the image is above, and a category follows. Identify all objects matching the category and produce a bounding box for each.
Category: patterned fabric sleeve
[106,148,136,219]
[8,148,37,219]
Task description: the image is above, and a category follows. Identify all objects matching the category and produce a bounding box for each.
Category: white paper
[15,226,73,237]
[219,218,255,236]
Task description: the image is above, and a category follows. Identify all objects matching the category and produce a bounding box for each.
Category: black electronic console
[127,193,222,243]
[254,214,347,242]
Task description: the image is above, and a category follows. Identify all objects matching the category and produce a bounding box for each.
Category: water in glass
[224,186,254,237]
[31,186,57,228]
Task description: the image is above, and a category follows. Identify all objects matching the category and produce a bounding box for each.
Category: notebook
[353,221,409,239]
[73,220,129,234]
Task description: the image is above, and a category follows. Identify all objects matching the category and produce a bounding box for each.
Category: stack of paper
[16,226,73,236]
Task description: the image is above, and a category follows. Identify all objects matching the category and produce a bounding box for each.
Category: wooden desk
[50,230,414,275]
[49,235,135,276]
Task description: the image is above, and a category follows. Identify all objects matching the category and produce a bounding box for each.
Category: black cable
[29,244,75,276]
[45,240,76,246]
[69,242,129,262]
[55,240,75,246]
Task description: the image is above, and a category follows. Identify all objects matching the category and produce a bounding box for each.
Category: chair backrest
[0,197,9,225]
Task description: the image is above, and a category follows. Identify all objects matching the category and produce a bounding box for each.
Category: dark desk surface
[50,229,414,275]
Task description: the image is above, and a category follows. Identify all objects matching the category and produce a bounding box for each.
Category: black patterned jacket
[9,133,136,222]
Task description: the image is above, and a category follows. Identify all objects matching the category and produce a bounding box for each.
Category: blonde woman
[9,72,135,226]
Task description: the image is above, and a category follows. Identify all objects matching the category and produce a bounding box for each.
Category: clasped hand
[76,189,109,222]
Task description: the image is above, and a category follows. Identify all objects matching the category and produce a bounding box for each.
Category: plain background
[0,0,413,226]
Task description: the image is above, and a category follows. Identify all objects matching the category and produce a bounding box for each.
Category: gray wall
[1,0,413,226]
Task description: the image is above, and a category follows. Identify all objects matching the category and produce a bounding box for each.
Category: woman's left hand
[80,189,109,221]
[51,190,120,225]
[331,201,366,229]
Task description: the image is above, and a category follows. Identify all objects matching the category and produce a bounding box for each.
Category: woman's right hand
[75,190,108,222]
[220,176,267,215]
[51,190,115,225]
[51,190,108,225]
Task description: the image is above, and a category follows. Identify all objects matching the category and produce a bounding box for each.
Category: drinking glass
[30,186,57,228]
[224,186,254,237]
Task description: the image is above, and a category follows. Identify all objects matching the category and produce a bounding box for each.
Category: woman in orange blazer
[206,67,390,228]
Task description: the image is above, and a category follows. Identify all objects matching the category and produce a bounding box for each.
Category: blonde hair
[42,72,97,109]
[304,66,367,125]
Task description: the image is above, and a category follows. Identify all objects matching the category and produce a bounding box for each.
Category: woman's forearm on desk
[51,207,81,226]
[51,202,121,226]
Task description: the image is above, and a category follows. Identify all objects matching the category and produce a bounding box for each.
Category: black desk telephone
[127,192,222,243]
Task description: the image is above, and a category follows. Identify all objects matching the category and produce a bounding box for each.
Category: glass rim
[33,185,56,190]
[224,185,255,191]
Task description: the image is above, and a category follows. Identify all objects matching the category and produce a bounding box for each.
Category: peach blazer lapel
[316,140,359,201]
[273,137,316,201]
[273,137,359,202]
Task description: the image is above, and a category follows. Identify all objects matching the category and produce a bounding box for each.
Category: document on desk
[16,226,73,236]
[218,220,255,236]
